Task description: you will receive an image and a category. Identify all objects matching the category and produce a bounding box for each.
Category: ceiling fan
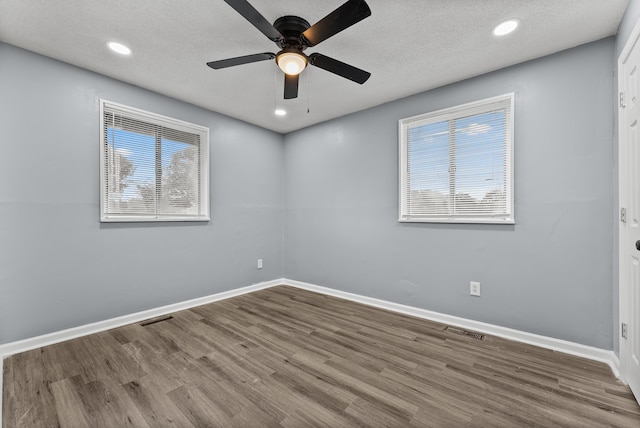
[207,0,372,99]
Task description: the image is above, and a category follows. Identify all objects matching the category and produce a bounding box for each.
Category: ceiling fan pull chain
[307,67,311,114]
[274,63,278,111]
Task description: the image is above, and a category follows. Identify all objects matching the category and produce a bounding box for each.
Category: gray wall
[0,43,284,344]
[284,39,615,349]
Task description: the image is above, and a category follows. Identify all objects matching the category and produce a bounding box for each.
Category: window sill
[101,215,210,223]
[398,217,515,225]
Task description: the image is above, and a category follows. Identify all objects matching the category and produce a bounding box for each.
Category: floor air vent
[444,326,485,340]
[139,315,173,326]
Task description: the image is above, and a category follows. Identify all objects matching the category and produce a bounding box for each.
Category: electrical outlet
[470,281,481,296]
[257,259,263,269]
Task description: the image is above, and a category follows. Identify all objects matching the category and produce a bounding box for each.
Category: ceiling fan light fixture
[277,52,307,75]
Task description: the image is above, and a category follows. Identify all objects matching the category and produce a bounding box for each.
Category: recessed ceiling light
[107,41,132,55]
[275,109,287,116]
[493,19,520,37]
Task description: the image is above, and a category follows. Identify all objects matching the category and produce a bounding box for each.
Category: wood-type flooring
[3,285,640,427]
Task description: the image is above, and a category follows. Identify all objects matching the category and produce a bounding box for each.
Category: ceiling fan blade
[223,0,283,42]
[207,52,275,69]
[309,53,370,84]
[302,0,371,47]
[284,74,299,99]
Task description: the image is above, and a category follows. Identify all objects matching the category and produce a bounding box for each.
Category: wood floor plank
[3,285,640,427]
[166,384,231,428]
[76,377,150,427]
[4,349,60,428]
[122,377,194,427]
[286,352,419,422]
[256,351,357,412]
[49,376,92,428]
[2,355,18,428]
[229,402,282,428]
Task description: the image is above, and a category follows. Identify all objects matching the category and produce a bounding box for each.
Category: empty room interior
[3,0,640,426]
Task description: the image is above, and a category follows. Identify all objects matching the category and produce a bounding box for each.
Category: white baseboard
[0,277,622,426]
[280,279,621,378]
[611,353,621,380]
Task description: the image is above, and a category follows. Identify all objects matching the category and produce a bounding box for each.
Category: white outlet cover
[470,281,481,296]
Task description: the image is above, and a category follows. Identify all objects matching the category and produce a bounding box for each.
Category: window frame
[100,99,210,223]
[398,93,515,224]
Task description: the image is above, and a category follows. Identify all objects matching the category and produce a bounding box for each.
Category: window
[100,100,210,222]
[399,93,514,224]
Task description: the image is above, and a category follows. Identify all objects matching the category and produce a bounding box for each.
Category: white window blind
[399,93,514,224]
[100,100,210,222]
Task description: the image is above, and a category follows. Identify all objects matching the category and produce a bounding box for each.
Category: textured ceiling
[0,0,629,133]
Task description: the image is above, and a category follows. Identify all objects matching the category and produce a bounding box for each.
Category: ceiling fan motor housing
[274,16,311,51]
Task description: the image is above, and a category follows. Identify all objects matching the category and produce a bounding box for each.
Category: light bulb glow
[277,52,307,75]
[107,41,132,55]
[275,109,287,116]
[493,19,519,36]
